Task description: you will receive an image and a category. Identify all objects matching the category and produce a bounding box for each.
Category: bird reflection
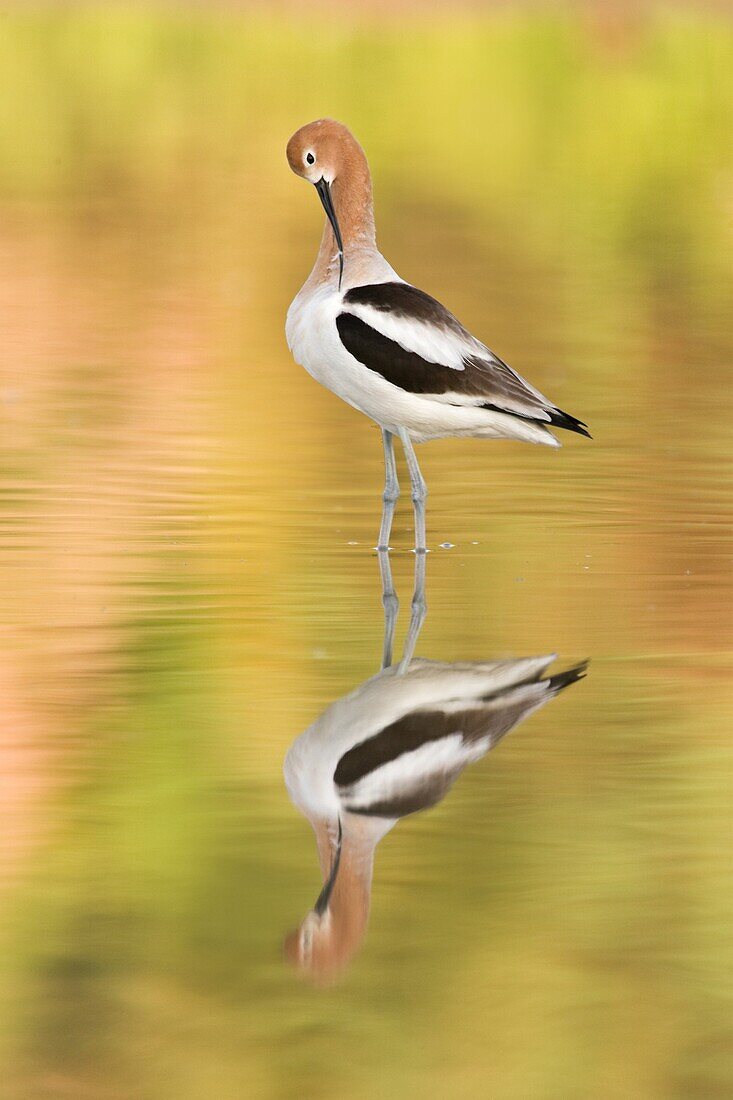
[283,536,586,983]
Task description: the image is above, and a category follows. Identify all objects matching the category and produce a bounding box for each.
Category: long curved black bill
[313,817,343,916]
[315,177,344,290]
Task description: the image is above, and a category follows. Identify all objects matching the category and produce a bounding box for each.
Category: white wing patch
[340,733,487,813]
[343,300,478,371]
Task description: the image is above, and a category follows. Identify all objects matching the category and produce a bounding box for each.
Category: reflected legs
[398,550,427,674]
[377,429,400,551]
[376,535,428,674]
[397,428,428,553]
[376,428,428,671]
[377,546,399,669]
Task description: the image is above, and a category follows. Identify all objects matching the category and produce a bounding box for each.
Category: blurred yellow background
[0,4,731,1098]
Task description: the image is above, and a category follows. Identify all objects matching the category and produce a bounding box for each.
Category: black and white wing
[334,662,587,819]
[336,281,590,437]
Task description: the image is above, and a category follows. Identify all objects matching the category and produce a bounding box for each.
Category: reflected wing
[337,281,590,437]
[335,663,587,818]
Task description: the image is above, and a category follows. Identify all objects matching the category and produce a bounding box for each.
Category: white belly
[287,284,374,414]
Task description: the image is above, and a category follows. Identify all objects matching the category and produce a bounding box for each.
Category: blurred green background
[0,4,731,1098]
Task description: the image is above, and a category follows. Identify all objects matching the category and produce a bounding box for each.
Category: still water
[1,7,732,1099]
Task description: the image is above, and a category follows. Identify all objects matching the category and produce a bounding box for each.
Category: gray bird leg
[377,546,399,670]
[398,548,427,674]
[398,428,428,553]
[377,429,399,551]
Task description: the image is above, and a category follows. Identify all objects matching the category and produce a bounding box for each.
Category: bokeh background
[1,3,732,1098]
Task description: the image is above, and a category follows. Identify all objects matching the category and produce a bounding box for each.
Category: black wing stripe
[334,710,465,787]
[344,281,466,334]
[336,312,464,396]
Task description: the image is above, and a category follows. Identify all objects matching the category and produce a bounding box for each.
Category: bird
[285,119,590,553]
[283,654,586,982]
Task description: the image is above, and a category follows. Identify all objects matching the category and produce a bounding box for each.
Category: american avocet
[286,119,590,552]
[283,653,586,982]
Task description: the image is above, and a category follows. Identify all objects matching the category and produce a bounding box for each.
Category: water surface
[1,8,731,1099]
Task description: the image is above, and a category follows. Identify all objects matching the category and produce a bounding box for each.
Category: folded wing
[337,281,590,437]
[334,661,587,818]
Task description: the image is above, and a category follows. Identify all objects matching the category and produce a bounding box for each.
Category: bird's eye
[305,152,316,165]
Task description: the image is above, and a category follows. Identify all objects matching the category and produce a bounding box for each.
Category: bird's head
[282,909,342,984]
[286,119,372,288]
[286,118,365,186]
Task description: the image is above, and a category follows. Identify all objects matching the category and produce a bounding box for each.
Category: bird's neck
[326,841,375,963]
[310,158,377,289]
[314,818,376,969]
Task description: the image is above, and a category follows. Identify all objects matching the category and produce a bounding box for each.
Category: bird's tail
[545,661,589,693]
[548,408,592,439]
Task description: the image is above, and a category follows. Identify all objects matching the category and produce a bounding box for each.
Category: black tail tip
[546,661,589,693]
[550,408,592,439]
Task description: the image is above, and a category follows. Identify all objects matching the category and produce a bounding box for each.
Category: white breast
[286,283,343,391]
[287,285,392,425]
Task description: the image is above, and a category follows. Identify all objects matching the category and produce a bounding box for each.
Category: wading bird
[286,119,590,552]
[283,653,586,983]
